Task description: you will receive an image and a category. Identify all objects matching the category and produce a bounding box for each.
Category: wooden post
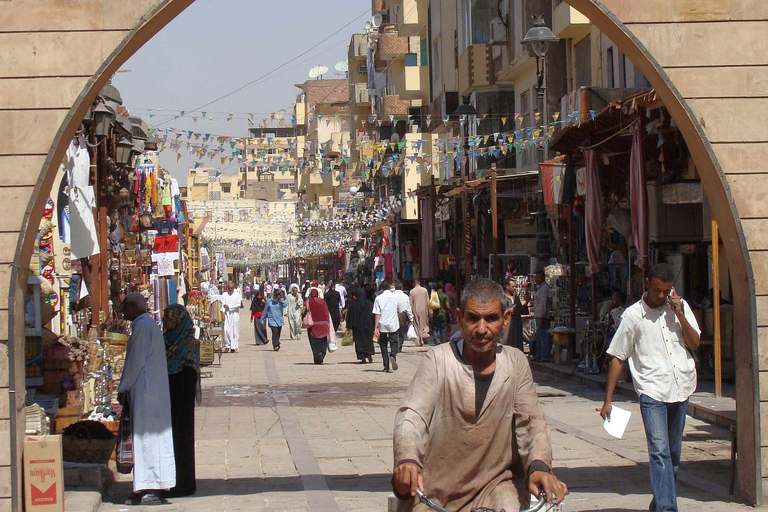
[88,125,100,329]
[713,217,722,398]
[568,205,576,330]
[490,165,499,283]
[464,191,471,284]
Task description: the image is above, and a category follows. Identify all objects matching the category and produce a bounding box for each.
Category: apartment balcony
[458,44,496,97]
[401,64,429,101]
[299,168,323,189]
[553,1,591,40]
[350,83,370,105]
[377,25,408,60]
[349,33,368,60]
[381,94,410,116]
[396,0,427,37]
[322,168,341,188]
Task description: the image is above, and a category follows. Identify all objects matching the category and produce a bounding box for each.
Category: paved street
[101,307,750,511]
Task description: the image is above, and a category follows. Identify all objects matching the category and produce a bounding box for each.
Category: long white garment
[117,314,176,492]
[220,290,241,351]
[65,136,100,259]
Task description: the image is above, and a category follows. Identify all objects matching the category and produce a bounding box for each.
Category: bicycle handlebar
[415,489,550,512]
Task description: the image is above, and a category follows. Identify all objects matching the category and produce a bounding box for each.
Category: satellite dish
[275,109,286,120]
[335,60,348,73]
[349,185,360,195]
[364,21,372,31]
[309,65,329,79]
[372,13,383,28]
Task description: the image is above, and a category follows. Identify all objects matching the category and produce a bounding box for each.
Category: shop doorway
[3,0,761,507]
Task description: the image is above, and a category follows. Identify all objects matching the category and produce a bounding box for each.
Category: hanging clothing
[117,313,176,493]
[286,293,303,339]
[65,136,100,259]
[583,149,602,275]
[345,287,375,361]
[220,290,241,351]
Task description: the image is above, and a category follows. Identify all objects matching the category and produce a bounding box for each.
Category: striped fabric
[630,122,648,269]
[583,149,602,276]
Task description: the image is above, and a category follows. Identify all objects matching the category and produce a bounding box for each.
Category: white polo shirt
[373,289,407,333]
[607,295,701,403]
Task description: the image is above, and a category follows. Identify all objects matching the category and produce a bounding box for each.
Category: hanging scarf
[163,304,199,375]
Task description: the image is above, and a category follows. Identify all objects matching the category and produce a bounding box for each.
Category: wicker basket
[62,425,115,464]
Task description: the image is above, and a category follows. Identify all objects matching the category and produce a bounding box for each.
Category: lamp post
[453,96,479,180]
[522,15,559,255]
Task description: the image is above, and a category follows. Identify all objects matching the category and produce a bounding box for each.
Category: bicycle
[415,489,561,512]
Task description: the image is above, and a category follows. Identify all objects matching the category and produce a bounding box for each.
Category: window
[221,183,231,194]
[405,53,418,66]
[573,36,591,89]
[620,53,628,88]
[520,89,531,128]
[420,39,428,66]
[462,0,495,48]
[606,47,615,88]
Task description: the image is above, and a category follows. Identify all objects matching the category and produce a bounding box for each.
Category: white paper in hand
[603,405,631,439]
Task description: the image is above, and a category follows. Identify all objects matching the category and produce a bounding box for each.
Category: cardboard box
[24,435,65,512]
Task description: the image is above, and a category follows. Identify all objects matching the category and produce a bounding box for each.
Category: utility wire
[154,7,369,127]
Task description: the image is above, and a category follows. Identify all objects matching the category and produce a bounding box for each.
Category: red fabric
[153,234,178,253]
[384,253,394,280]
[630,123,648,269]
[583,150,602,276]
[540,163,555,205]
[306,293,331,338]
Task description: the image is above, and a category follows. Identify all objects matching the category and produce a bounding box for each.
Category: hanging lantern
[116,137,133,166]
[92,100,116,138]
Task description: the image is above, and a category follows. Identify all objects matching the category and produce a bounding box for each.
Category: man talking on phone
[600,263,700,512]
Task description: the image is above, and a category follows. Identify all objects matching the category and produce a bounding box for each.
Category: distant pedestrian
[245,283,252,301]
[220,281,242,353]
[118,294,175,505]
[431,283,450,344]
[250,290,268,345]
[533,271,551,362]
[162,304,199,498]
[444,282,458,324]
[601,263,701,512]
[261,290,287,351]
[286,287,303,339]
[304,289,331,364]
[346,285,374,363]
[409,279,430,346]
[324,280,343,332]
[393,280,414,351]
[503,277,528,351]
[373,281,408,373]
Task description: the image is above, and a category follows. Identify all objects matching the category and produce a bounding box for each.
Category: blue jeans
[535,318,551,361]
[639,394,688,512]
[379,331,399,370]
[432,315,448,344]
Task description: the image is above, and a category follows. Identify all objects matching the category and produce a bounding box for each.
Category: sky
[113,0,368,181]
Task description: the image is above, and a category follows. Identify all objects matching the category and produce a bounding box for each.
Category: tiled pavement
[99,307,751,511]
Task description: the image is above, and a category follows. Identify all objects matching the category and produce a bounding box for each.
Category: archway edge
[6,1,195,508]
[563,0,760,504]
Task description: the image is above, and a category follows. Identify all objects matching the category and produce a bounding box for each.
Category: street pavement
[100,306,751,512]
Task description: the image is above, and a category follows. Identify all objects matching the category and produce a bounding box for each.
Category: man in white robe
[220,281,242,352]
[118,293,176,505]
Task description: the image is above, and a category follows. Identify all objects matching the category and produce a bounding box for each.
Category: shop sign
[505,237,537,255]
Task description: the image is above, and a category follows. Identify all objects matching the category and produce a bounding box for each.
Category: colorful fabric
[163,304,199,376]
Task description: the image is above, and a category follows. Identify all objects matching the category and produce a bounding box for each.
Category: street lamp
[522,14,558,255]
[522,14,558,160]
[453,96,479,180]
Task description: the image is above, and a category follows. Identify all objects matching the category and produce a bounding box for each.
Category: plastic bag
[327,328,338,352]
[428,290,441,310]
[406,324,418,341]
[341,330,354,347]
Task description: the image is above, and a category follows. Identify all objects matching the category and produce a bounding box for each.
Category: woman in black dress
[323,280,342,332]
[345,286,375,363]
[503,277,528,351]
[250,290,268,345]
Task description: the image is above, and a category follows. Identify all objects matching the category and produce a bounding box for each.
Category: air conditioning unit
[490,16,508,44]
[357,65,367,74]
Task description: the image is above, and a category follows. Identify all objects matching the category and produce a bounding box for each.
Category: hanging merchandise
[65,136,100,259]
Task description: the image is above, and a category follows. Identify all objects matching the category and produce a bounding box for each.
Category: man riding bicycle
[392,279,567,511]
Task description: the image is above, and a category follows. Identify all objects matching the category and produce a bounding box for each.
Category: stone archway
[1,0,766,508]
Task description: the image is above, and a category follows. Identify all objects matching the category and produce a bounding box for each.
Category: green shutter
[420,39,428,66]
